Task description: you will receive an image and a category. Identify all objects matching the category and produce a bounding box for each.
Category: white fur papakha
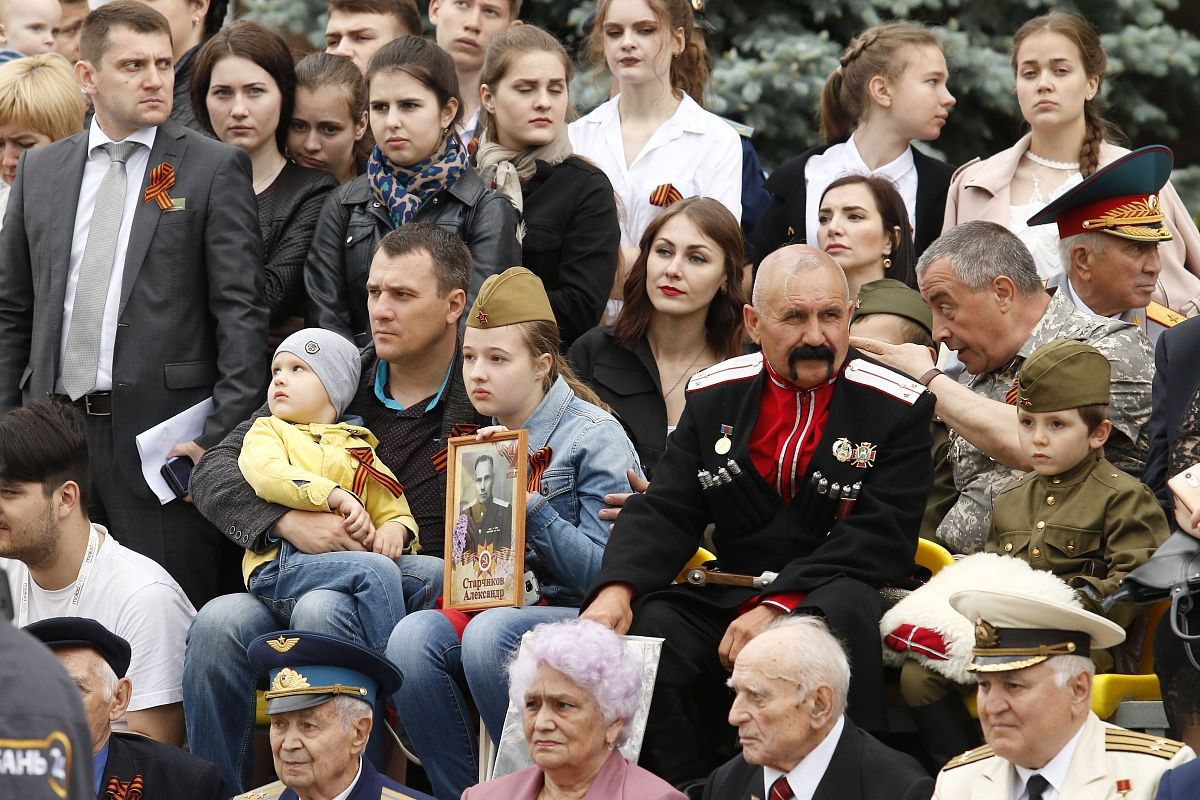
[879,553,1081,683]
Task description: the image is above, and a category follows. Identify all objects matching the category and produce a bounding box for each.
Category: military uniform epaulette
[942,743,995,770]
[235,780,285,800]
[1104,727,1185,759]
[1145,301,1185,328]
[687,352,764,393]
[844,359,924,406]
[382,787,423,800]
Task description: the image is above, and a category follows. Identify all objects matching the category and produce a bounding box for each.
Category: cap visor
[265,693,335,715]
[966,654,1051,673]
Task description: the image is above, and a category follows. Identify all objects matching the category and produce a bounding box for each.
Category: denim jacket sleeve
[525,413,642,600]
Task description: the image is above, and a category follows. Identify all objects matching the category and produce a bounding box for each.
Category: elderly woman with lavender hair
[461,618,685,800]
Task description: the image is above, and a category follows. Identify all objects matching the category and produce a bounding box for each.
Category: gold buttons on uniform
[1032,547,1042,558]
[1036,521,1045,529]
[1052,478,1061,484]
[1067,543,1075,553]
[1046,497,1056,505]
[1004,543,1013,552]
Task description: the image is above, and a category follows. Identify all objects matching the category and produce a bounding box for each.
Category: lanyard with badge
[17,526,99,627]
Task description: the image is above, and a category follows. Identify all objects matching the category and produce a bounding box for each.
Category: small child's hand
[372,522,410,559]
[329,487,373,540]
[475,425,509,441]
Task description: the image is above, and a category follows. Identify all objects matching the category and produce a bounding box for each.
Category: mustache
[788,344,835,367]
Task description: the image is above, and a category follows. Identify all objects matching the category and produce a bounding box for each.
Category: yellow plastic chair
[676,547,717,583]
[915,538,954,578]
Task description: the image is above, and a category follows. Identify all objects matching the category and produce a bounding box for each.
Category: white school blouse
[569,92,742,248]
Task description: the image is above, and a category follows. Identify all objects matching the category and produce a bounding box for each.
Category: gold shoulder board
[382,788,421,800]
[941,744,995,770]
[1146,301,1185,328]
[1105,728,1185,759]
[234,783,285,800]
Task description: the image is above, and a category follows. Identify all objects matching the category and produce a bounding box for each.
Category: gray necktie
[61,140,140,399]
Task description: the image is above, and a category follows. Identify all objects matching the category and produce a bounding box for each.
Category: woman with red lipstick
[191,21,337,345]
[569,197,747,476]
[386,267,642,800]
[751,22,955,268]
[288,52,369,186]
[816,174,916,298]
[569,0,742,322]
[476,25,621,348]
[304,35,520,346]
[945,11,1200,315]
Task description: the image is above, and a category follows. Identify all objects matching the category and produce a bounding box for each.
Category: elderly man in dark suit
[24,617,226,800]
[1144,316,1200,510]
[0,0,267,608]
[704,616,932,800]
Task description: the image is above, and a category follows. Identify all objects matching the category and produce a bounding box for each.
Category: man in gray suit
[0,0,267,608]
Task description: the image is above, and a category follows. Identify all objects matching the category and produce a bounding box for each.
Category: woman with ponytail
[945,11,1200,315]
[569,0,742,319]
[751,22,956,266]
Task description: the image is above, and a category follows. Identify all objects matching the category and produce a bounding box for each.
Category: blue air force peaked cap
[247,630,402,714]
[1026,145,1174,242]
[24,616,132,678]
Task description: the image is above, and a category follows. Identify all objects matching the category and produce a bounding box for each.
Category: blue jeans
[184,554,443,793]
[386,605,578,800]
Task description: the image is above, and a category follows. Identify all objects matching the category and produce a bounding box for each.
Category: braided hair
[1011,11,1120,177]
[819,23,941,144]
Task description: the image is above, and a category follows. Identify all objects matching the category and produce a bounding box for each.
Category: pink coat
[944,133,1200,317]
[461,750,685,800]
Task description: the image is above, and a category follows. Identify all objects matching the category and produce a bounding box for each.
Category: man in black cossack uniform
[583,245,936,786]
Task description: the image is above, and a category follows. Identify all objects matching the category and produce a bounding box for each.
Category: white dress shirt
[762,715,845,800]
[803,136,917,246]
[1011,722,1086,800]
[569,92,742,248]
[56,120,157,394]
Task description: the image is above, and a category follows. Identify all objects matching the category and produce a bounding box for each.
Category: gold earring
[192,15,200,26]
[883,257,892,271]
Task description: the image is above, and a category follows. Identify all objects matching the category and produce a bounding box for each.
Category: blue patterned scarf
[367,135,469,228]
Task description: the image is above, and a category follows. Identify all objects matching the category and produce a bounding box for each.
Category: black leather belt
[53,392,112,416]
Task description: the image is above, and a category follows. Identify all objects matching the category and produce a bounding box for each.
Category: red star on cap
[476,310,488,325]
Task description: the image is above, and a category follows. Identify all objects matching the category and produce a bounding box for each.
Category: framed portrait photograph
[443,430,528,611]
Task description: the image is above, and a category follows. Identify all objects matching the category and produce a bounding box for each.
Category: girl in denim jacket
[387,267,643,800]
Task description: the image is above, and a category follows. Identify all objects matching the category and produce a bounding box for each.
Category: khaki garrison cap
[467,267,556,329]
[1016,339,1111,412]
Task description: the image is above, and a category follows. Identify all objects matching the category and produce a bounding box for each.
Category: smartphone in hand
[161,455,194,499]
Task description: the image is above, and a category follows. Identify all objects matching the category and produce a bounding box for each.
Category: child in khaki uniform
[884,338,1169,770]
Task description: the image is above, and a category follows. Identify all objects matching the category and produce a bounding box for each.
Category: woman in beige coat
[944,11,1200,318]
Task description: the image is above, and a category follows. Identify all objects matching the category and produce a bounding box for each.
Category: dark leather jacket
[304,168,520,345]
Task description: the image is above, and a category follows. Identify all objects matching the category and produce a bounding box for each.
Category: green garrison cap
[852,278,933,334]
[1016,339,1110,412]
[467,267,556,329]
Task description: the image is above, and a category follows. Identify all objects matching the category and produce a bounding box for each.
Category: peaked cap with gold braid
[247,630,402,714]
[1027,145,1174,242]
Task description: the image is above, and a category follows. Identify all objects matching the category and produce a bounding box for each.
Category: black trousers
[84,414,241,609]
[630,576,889,785]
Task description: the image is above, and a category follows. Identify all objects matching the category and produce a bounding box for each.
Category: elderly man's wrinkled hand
[849,336,935,380]
[718,604,786,670]
[581,584,636,635]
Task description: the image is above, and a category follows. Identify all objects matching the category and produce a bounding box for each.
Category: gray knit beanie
[274,329,361,417]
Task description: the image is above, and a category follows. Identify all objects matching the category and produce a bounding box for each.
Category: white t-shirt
[2,524,196,716]
[569,92,742,248]
[803,136,917,246]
